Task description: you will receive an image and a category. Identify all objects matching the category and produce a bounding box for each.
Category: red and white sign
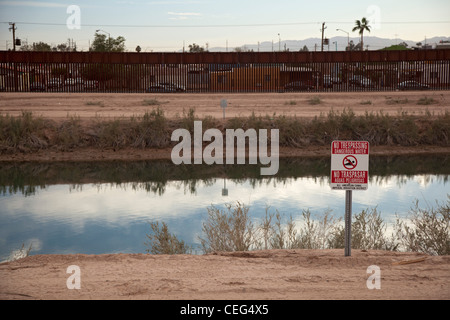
[331,141,369,190]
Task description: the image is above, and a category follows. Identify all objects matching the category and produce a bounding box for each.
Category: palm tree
[352,17,371,51]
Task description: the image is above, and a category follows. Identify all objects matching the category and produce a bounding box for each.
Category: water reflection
[0,155,449,261]
[1,154,449,197]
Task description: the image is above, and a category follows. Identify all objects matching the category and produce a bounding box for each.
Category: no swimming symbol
[343,155,357,170]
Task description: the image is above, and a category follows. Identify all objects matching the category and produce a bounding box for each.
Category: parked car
[64,78,84,86]
[330,76,341,84]
[64,78,84,91]
[397,81,429,91]
[147,84,174,93]
[158,82,186,92]
[30,82,46,92]
[147,82,185,93]
[360,78,373,87]
[350,75,373,87]
[47,78,62,88]
[324,75,341,85]
[283,81,314,92]
[323,77,333,88]
[84,80,99,90]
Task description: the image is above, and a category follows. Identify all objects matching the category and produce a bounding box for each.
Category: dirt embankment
[1,91,449,162]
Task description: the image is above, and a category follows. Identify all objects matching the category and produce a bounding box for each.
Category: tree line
[18,17,405,53]
[19,32,126,52]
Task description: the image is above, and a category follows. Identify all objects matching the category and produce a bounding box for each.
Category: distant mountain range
[207,36,450,52]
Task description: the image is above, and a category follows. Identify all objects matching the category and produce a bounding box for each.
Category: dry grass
[145,221,192,254]
[417,96,437,105]
[308,96,322,105]
[146,198,449,255]
[394,198,449,255]
[385,97,409,105]
[199,202,258,253]
[1,108,449,154]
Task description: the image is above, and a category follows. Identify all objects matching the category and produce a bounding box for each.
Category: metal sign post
[345,190,352,256]
[222,178,228,196]
[331,141,369,257]
[220,99,227,120]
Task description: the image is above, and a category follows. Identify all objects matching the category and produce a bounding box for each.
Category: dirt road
[1,91,448,121]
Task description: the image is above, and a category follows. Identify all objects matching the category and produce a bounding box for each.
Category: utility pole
[321,22,327,52]
[278,33,281,52]
[9,22,18,92]
[9,22,17,51]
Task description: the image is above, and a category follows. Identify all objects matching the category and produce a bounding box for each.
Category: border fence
[1,50,449,93]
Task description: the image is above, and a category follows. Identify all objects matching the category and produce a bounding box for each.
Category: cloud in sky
[0,1,67,8]
[168,12,201,16]
[168,11,202,20]
[149,0,207,4]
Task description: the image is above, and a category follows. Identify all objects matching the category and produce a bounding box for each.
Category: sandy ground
[0,249,449,300]
[1,91,449,301]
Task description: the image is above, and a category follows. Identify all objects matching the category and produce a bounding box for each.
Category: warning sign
[331,141,369,190]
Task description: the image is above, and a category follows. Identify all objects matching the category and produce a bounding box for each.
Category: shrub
[6,243,33,262]
[417,97,437,105]
[132,108,169,148]
[0,111,49,153]
[142,98,162,106]
[421,111,450,145]
[385,97,408,105]
[55,115,84,150]
[308,96,322,105]
[145,221,192,254]
[297,209,340,249]
[85,101,104,106]
[265,211,300,250]
[329,207,399,251]
[181,107,197,132]
[199,202,258,253]
[394,198,449,255]
[96,119,128,149]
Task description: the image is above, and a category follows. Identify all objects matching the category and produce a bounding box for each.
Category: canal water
[0,155,448,261]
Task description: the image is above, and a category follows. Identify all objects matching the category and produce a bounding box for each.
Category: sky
[0,0,449,52]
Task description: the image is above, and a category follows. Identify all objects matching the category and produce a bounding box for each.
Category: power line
[1,20,450,29]
[1,21,322,28]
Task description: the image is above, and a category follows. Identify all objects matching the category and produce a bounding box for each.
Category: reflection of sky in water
[0,174,448,261]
